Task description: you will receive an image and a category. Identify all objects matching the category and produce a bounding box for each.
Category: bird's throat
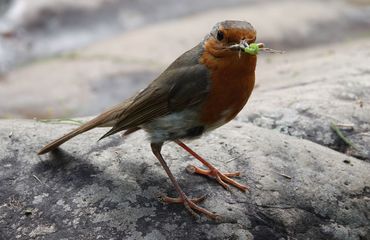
[199,48,256,128]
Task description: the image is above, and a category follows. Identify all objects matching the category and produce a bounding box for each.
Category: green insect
[243,43,261,55]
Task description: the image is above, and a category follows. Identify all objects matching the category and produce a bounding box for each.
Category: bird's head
[203,20,257,58]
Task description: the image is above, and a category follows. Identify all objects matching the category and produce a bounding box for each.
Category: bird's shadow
[34,148,104,188]
[32,140,237,226]
[33,135,125,182]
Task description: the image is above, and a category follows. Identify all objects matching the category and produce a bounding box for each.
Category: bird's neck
[200,48,257,75]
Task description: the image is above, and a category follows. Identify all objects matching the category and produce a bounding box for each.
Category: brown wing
[38,43,209,154]
[99,43,210,140]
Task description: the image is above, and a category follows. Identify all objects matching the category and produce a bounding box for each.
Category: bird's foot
[186,165,248,192]
[158,193,219,220]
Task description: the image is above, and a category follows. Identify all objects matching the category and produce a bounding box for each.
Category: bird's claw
[186,164,248,192]
[157,193,219,220]
[158,193,207,204]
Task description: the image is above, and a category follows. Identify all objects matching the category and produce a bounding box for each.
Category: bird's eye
[216,30,224,41]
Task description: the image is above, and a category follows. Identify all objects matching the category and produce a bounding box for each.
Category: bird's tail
[37,101,131,155]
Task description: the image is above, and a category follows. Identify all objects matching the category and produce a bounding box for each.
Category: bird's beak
[229,39,250,51]
[240,39,249,49]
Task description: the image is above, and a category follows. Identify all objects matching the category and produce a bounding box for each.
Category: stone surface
[239,39,370,161]
[0,119,369,240]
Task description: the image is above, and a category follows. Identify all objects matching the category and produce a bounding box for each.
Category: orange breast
[199,51,256,127]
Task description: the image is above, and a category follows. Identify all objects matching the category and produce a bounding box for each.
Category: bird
[38,20,258,220]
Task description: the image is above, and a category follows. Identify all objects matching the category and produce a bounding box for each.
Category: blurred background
[0,0,370,119]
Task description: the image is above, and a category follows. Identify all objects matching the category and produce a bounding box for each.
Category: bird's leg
[174,140,248,192]
[150,142,219,220]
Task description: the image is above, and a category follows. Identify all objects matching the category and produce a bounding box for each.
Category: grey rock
[0,119,369,239]
[240,39,370,161]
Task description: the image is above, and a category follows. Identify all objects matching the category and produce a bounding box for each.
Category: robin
[38,20,258,220]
